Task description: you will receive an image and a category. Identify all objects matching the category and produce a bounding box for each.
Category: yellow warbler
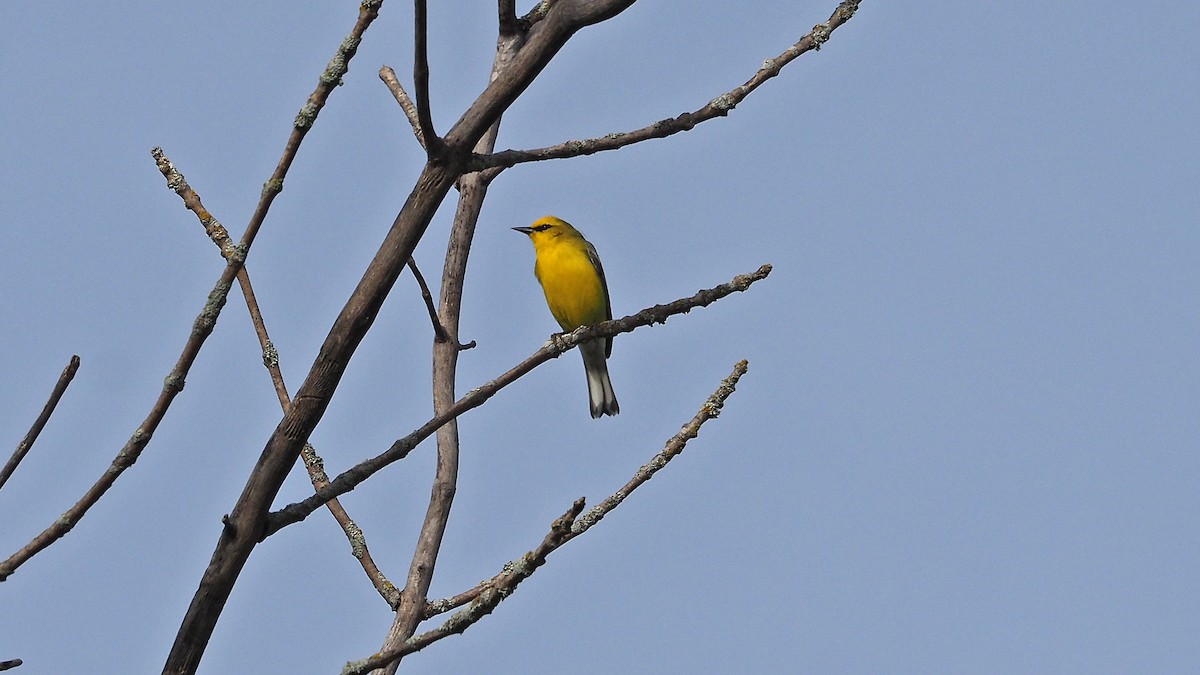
[514,216,619,418]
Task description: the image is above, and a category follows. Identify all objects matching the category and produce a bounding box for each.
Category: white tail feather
[580,341,619,418]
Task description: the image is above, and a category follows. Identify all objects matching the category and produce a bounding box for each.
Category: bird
[513,215,619,418]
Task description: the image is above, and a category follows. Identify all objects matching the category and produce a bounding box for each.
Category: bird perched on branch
[514,215,619,418]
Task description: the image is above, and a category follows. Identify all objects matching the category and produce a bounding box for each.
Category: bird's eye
[533,224,551,232]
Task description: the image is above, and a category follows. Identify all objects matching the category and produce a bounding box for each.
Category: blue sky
[2,2,1198,673]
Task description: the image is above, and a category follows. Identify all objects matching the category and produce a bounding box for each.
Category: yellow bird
[514,216,619,418]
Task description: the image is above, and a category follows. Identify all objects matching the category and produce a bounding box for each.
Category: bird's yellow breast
[534,239,608,331]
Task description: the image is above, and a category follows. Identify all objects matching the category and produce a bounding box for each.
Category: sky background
[3,1,1198,673]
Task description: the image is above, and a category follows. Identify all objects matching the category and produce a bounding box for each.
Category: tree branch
[471,0,861,173]
[406,257,473,350]
[155,148,402,607]
[0,355,79,493]
[413,0,442,156]
[301,444,400,607]
[379,66,426,152]
[152,148,290,404]
[346,360,750,673]
[497,0,518,34]
[265,264,771,536]
[442,0,639,151]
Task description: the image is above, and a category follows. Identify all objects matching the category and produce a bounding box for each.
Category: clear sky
[3,2,1198,673]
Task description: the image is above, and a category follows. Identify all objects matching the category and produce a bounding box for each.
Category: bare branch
[267,81,454,350]
[155,148,402,607]
[265,265,771,536]
[0,658,22,671]
[406,257,474,350]
[153,151,238,259]
[379,66,426,152]
[498,0,518,34]
[472,0,861,173]
[0,355,79,492]
[237,270,291,408]
[348,360,750,672]
[443,0,639,151]
[413,0,442,156]
[301,445,401,607]
[570,360,750,535]
[153,148,291,405]
[421,585,478,620]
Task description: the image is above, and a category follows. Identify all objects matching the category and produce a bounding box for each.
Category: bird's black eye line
[532,224,552,232]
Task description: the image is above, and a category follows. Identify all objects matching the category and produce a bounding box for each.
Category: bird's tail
[580,340,619,418]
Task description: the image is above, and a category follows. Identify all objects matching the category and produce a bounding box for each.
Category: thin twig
[570,361,749,535]
[406,257,473,350]
[347,360,750,673]
[413,0,442,156]
[154,148,400,607]
[301,445,400,607]
[266,265,771,536]
[471,0,861,174]
[0,356,80,492]
[0,658,22,671]
[379,66,426,151]
[236,271,291,407]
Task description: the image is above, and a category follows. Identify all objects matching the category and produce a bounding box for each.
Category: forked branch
[470,0,861,173]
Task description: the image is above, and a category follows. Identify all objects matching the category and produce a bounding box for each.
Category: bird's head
[512,215,582,244]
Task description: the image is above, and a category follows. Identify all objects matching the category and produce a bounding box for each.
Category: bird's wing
[585,241,613,358]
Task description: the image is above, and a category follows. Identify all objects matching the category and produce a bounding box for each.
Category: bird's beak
[512,226,533,234]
